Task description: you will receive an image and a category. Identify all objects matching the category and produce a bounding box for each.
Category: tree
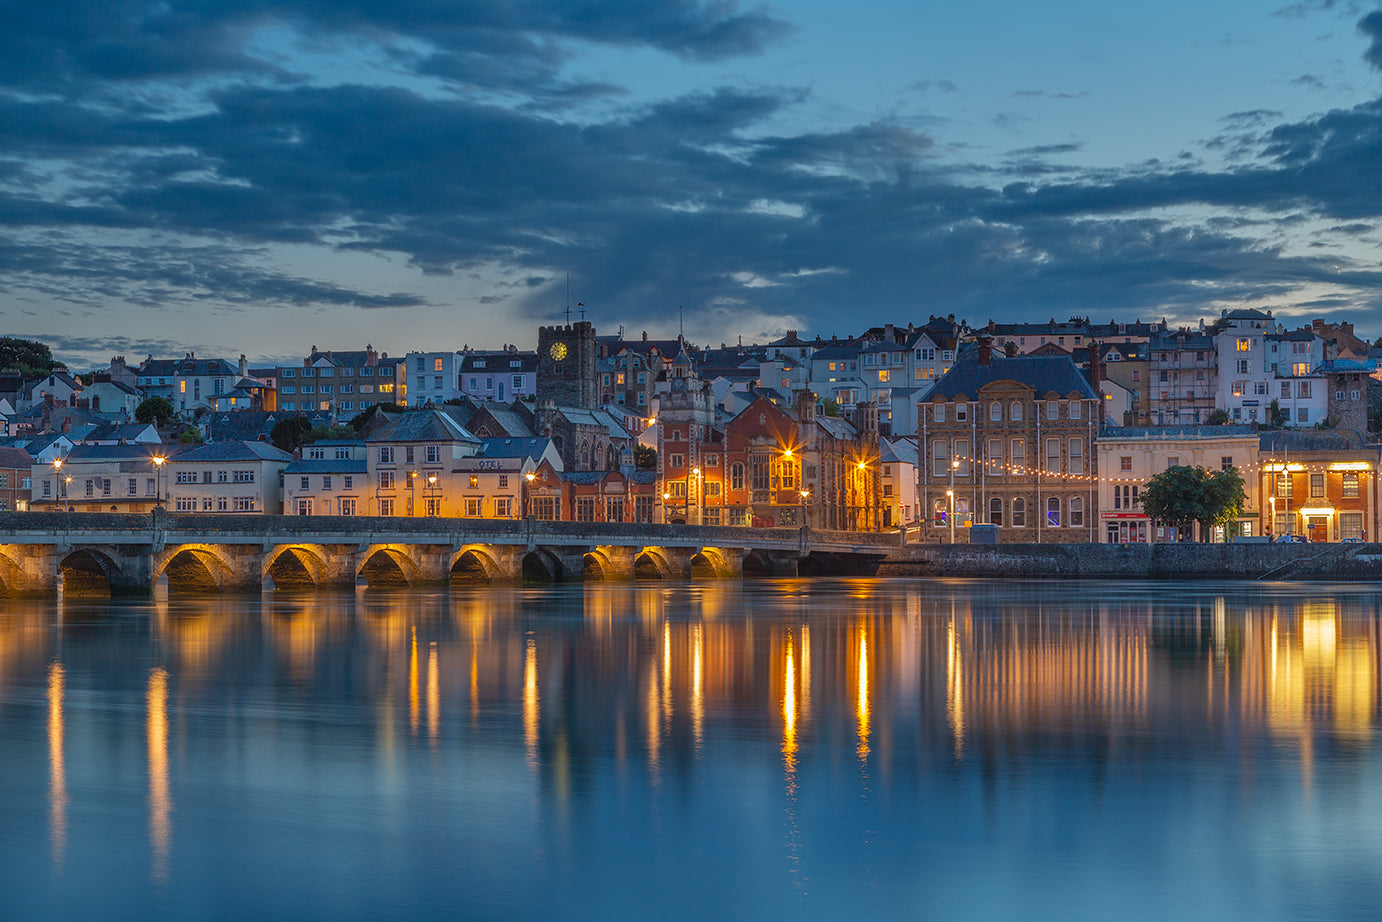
[135,396,175,426]
[1265,399,1288,429]
[0,337,65,376]
[633,444,657,471]
[178,427,204,444]
[818,397,841,417]
[1205,409,1231,426]
[270,416,314,453]
[1140,465,1246,542]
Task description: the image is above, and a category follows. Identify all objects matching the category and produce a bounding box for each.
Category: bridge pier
[594,546,638,580]
[0,546,57,596]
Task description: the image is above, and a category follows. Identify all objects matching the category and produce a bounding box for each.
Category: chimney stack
[977,333,993,365]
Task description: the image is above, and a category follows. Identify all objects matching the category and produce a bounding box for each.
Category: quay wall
[878,542,1382,581]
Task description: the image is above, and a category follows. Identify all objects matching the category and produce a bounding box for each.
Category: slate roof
[475,437,552,460]
[174,441,292,463]
[1100,425,1259,441]
[816,416,858,440]
[928,355,1098,400]
[64,443,179,463]
[368,409,480,444]
[0,447,33,469]
[1259,430,1368,452]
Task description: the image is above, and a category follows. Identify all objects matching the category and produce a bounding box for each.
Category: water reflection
[4,581,1382,920]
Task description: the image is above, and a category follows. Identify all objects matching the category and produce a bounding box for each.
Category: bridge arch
[156,547,235,594]
[742,550,775,578]
[59,548,120,595]
[690,549,727,579]
[357,546,420,588]
[0,549,29,596]
[635,549,671,580]
[263,545,328,591]
[522,549,564,583]
[583,550,612,581]
[451,546,500,585]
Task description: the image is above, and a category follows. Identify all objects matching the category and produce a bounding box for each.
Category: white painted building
[165,442,291,514]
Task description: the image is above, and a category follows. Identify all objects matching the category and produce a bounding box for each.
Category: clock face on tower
[549,342,568,361]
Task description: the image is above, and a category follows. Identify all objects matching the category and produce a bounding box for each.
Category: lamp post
[662,491,670,524]
[1268,494,1276,538]
[949,458,960,543]
[426,474,438,516]
[52,457,62,509]
[799,488,810,528]
[152,455,166,509]
[693,467,702,525]
[408,470,417,516]
[856,459,868,531]
[524,470,536,519]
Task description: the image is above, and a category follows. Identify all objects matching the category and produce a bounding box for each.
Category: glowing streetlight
[152,455,166,508]
[524,470,536,519]
[799,488,810,527]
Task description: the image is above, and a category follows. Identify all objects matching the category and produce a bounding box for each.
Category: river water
[2,579,1381,920]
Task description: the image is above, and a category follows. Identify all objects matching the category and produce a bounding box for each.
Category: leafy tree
[135,396,175,425]
[308,424,356,442]
[0,337,65,376]
[270,416,314,453]
[1265,399,1288,429]
[178,427,204,444]
[633,444,657,470]
[818,397,841,417]
[1140,465,1246,542]
[1205,409,1231,426]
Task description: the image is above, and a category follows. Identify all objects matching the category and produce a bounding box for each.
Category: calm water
[2,579,1382,921]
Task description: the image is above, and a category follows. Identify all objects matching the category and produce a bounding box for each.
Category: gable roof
[367,409,480,444]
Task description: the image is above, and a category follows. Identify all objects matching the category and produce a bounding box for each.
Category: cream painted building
[1096,425,1261,543]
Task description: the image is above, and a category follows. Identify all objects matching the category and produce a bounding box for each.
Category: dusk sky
[5,1,1382,368]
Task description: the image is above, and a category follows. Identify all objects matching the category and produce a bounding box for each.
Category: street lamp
[856,459,868,531]
[662,491,670,524]
[799,488,810,527]
[524,470,536,519]
[152,455,166,509]
[408,470,417,516]
[426,474,438,516]
[693,467,701,525]
[949,458,960,543]
[52,458,62,508]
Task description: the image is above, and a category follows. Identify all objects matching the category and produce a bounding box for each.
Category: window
[203,470,213,484]
[322,476,332,491]
[933,497,948,527]
[319,368,333,378]
[751,458,769,491]
[434,357,444,372]
[379,470,394,489]
[497,474,508,489]
[218,470,229,483]
[379,498,394,517]
[1341,512,1364,541]
[1310,473,1324,498]
[128,478,137,496]
[343,476,353,489]
[731,463,745,491]
[576,497,596,522]
[670,453,685,469]
[1010,401,1022,421]
[282,386,296,395]
[1281,381,1291,398]
[465,497,482,517]
[494,497,513,518]
[176,497,196,511]
[1297,380,1311,398]
[634,495,655,523]
[1045,438,1060,474]
[1343,472,1359,498]
[1070,401,1081,420]
[1294,364,1312,379]
[990,402,1002,421]
[233,470,254,483]
[176,471,196,484]
[1047,401,1059,420]
[989,497,1003,526]
[1236,360,1249,374]
[1069,439,1083,475]
[932,440,949,477]
[281,368,295,378]
[1167,456,1180,469]
[338,498,356,516]
[933,403,945,423]
[987,439,1003,476]
[1047,496,1061,527]
[300,476,310,490]
[1012,497,1026,527]
[1297,407,1309,423]
[1120,455,1133,473]
[233,497,254,511]
[1070,496,1084,527]
[1236,338,1252,352]
[1231,382,1244,397]
[1221,456,1234,471]
[425,498,441,517]
[952,440,970,477]
[1276,473,1293,498]
[378,446,394,464]
[1132,370,1140,383]
[309,447,325,460]
[1011,439,1025,473]
[954,402,966,422]
[301,385,314,394]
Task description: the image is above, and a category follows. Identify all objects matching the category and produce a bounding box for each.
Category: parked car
[1273,534,1308,544]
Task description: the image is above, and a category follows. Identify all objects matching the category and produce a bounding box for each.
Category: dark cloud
[4,0,1382,347]
[1361,10,1382,70]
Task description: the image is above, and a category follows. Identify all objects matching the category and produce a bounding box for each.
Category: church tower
[537,321,598,409]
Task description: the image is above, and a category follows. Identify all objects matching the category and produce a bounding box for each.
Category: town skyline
[6,3,1382,369]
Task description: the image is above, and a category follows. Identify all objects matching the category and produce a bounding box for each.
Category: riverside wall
[878,542,1382,581]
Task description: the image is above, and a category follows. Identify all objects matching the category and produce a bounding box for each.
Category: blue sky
[3,1,1381,367]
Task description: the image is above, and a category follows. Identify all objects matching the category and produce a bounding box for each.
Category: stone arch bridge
[0,511,900,596]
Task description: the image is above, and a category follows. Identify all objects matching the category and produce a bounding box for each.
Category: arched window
[1046,496,1061,527]
[730,462,745,491]
[933,497,948,527]
[990,402,1002,421]
[1012,497,1026,527]
[989,496,1003,525]
[1011,401,1023,421]
[1070,496,1084,527]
